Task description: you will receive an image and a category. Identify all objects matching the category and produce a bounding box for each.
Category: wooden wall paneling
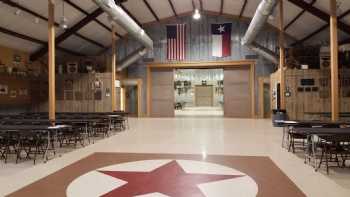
[223,68,251,118]
[150,68,175,117]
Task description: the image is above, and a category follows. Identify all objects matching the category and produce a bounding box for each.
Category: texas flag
[211,23,232,57]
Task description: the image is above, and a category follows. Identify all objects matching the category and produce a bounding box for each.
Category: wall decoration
[0,84,8,95]
[94,90,102,100]
[18,88,28,96]
[105,88,110,97]
[93,78,102,89]
[64,79,73,90]
[67,62,78,74]
[10,90,17,98]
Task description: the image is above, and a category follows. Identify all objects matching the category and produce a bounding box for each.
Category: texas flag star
[218,25,225,33]
[98,160,244,197]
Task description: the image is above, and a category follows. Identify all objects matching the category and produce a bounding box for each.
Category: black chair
[316,134,350,174]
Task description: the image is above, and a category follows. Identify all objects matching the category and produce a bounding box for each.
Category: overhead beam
[143,0,159,21]
[168,0,178,17]
[292,9,350,45]
[220,0,224,15]
[288,0,350,34]
[30,8,104,61]
[1,0,106,49]
[63,0,122,38]
[48,0,56,122]
[239,0,248,18]
[330,0,339,121]
[284,0,316,31]
[0,26,83,56]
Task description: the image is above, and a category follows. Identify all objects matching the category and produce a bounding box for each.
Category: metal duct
[247,42,279,64]
[117,47,147,71]
[241,0,277,46]
[93,0,153,71]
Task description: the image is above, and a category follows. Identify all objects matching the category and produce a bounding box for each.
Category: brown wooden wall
[150,68,174,117]
[32,73,119,112]
[224,68,252,118]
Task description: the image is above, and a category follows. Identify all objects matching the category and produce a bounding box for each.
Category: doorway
[174,69,224,117]
[259,77,271,118]
[121,79,142,117]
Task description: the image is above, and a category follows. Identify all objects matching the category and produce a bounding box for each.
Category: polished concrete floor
[1,118,350,196]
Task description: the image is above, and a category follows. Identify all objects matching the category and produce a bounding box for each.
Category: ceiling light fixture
[60,0,68,30]
[193,9,201,20]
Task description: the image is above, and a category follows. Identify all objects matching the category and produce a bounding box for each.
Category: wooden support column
[111,25,117,112]
[330,0,339,121]
[48,0,56,122]
[279,0,286,110]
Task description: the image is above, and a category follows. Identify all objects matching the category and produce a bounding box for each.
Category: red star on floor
[98,160,244,197]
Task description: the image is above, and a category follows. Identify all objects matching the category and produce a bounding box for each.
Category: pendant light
[60,0,68,30]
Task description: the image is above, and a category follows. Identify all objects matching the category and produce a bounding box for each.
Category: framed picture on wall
[10,90,17,98]
[0,85,8,95]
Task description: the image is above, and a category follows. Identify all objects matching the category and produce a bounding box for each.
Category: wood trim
[258,77,270,119]
[250,62,256,118]
[147,66,151,117]
[146,60,256,118]
[330,0,339,121]
[111,26,117,112]
[48,1,55,121]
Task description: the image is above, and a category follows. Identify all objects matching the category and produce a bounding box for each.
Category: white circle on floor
[66,159,258,197]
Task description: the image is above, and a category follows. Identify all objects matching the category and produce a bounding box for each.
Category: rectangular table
[0,124,71,163]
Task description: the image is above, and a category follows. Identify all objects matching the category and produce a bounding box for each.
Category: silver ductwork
[93,0,153,71]
[248,42,279,64]
[241,0,277,46]
[117,47,147,71]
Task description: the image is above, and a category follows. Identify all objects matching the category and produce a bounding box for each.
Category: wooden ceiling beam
[168,0,178,17]
[1,0,107,49]
[288,0,350,34]
[0,26,83,56]
[220,0,224,15]
[239,0,248,18]
[63,0,122,38]
[30,8,103,61]
[143,0,159,21]
[292,9,350,46]
[284,0,316,31]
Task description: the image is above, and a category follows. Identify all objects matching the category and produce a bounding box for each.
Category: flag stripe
[167,24,186,61]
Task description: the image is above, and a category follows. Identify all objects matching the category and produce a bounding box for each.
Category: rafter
[293,9,350,46]
[239,0,248,18]
[143,0,159,21]
[220,0,224,15]
[0,26,83,56]
[168,0,178,17]
[1,0,107,49]
[288,0,350,34]
[30,8,104,61]
[284,0,316,31]
[63,0,122,38]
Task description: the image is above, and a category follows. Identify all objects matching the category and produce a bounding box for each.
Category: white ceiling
[0,0,349,56]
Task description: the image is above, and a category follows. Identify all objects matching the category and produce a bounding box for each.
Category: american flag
[167,24,186,61]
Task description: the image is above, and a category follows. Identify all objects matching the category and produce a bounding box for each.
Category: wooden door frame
[258,76,271,119]
[146,60,256,118]
[121,78,143,117]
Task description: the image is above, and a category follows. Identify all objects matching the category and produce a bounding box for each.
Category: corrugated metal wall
[114,14,286,116]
